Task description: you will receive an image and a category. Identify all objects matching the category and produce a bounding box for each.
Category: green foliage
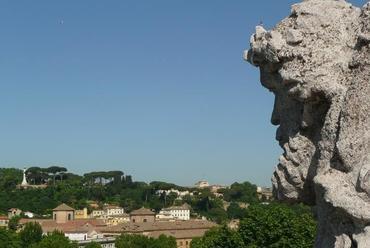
[227,202,247,220]
[19,222,43,247]
[0,166,262,225]
[191,226,245,248]
[115,234,176,248]
[0,228,22,248]
[192,203,317,248]
[184,191,228,224]
[8,216,21,231]
[155,234,177,248]
[0,168,22,190]
[221,182,258,204]
[30,231,78,248]
[238,203,316,248]
[85,242,102,248]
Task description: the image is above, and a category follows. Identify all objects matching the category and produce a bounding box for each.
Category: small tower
[53,203,75,224]
[21,168,28,186]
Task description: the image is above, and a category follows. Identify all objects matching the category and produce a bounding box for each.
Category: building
[156,189,194,200]
[19,218,107,242]
[209,185,227,193]
[101,220,217,248]
[77,237,116,248]
[256,187,273,200]
[99,214,130,226]
[90,205,128,226]
[92,210,105,218]
[158,204,191,221]
[75,208,89,219]
[129,207,155,223]
[0,216,9,228]
[195,180,209,189]
[53,203,75,224]
[24,211,35,218]
[8,208,22,219]
[104,205,125,216]
[92,205,125,218]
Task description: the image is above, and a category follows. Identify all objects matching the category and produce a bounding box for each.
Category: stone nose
[271,98,280,126]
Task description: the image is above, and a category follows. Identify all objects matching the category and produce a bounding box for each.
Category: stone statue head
[246,0,370,246]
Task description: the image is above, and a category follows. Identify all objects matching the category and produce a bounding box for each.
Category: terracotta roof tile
[130,207,155,216]
[53,203,75,211]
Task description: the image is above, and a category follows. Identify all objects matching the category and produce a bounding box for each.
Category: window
[143,219,147,222]
[68,213,72,220]
[133,219,136,223]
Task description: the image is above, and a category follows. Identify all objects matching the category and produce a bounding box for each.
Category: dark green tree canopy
[0,228,22,248]
[115,234,176,248]
[84,242,102,248]
[19,222,43,248]
[191,203,316,248]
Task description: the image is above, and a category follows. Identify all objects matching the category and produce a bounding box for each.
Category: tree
[191,226,245,248]
[221,182,258,204]
[191,203,317,248]
[8,216,21,231]
[227,202,247,220]
[31,231,78,248]
[115,234,151,248]
[153,234,177,248]
[238,203,316,248]
[0,168,22,190]
[85,242,102,248]
[0,228,22,248]
[19,222,43,248]
[45,166,67,185]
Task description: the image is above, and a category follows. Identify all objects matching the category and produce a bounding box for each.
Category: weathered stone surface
[245,0,370,247]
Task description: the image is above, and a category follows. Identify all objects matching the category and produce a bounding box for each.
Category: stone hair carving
[245,0,370,247]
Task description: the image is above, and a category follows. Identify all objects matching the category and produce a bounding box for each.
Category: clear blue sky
[0,0,365,187]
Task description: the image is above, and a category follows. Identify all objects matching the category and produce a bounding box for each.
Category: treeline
[1,221,177,248]
[0,167,262,223]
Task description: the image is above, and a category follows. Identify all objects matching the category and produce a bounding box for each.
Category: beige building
[104,205,124,216]
[53,203,75,224]
[195,180,209,189]
[100,214,130,226]
[8,208,22,219]
[130,207,155,223]
[101,220,217,248]
[75,208,89,219]
[0,216,9,228]
[256,187,273,200]
[92,210,105,218]
[92,205,124,218]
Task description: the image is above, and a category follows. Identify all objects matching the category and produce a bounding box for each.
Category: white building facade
[158,204,191,221]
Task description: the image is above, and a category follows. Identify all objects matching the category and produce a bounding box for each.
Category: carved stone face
[246,0,370,246]
[245,0,359,204]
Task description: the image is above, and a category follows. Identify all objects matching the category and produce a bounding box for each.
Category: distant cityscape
[0,167,273,248]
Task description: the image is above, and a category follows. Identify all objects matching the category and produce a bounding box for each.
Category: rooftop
[102,220,216,234]
[130,207,155,216]
[20,218,106,233]
[163,203,191,211]
[53,203,75,212]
